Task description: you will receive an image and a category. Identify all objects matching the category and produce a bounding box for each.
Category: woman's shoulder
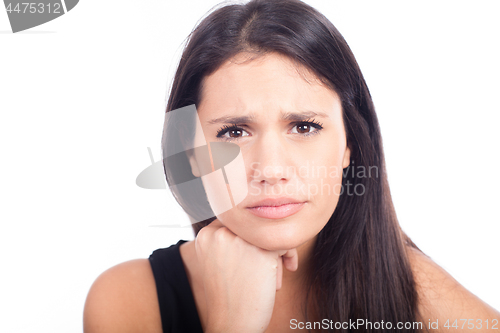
[83,258,162,333]
[407,247,500,330]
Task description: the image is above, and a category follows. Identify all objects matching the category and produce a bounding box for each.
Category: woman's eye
[217,127,250,139]
[291,122,322,135]
[225,129,248,138]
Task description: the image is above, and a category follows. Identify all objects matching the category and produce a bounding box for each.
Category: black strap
[149,240,203,333]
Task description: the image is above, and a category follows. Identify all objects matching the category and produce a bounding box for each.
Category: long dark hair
[162,0,424,331]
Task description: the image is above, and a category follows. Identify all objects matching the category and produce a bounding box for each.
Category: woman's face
[192,52,350,251]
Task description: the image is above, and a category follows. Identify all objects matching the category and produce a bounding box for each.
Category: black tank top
[148,240,203,333]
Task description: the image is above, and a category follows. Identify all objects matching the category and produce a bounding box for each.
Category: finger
[276,256,283,291]
[195,219,224,253]
[281,248,298,272]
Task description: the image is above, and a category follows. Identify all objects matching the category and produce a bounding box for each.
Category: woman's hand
[195,219,298,333]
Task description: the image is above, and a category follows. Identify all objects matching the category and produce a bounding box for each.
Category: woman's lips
[246,202,306,219]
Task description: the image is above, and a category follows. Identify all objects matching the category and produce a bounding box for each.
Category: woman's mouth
[246,198,306,219]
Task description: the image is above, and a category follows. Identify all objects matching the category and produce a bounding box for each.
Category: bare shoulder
[407,247,500,331]
[83,259,162,333]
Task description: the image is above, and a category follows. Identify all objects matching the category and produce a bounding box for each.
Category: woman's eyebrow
[282,110,329,121]
[207,110,329,124]
[207,114,256,125]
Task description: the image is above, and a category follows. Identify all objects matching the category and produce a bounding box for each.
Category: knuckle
[213,226,231,242]
[195,227,210,247]
[196,227,206,241]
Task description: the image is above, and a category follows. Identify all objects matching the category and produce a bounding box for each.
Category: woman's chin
[233,225,311,251]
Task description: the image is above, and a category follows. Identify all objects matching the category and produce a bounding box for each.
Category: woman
[83,0,500,332]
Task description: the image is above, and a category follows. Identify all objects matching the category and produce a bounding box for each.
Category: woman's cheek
[199,141,249,216]
[202,171,234,215]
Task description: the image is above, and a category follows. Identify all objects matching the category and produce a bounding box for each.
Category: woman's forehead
[198,52,341,120]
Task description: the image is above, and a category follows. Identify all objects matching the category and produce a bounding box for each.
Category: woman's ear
[342,145,351,169]
[187,151,201,178]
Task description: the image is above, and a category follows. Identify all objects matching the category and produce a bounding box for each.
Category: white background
[1,1,498,332]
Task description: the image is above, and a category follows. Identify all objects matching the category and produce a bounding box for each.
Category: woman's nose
[249,134,293,186]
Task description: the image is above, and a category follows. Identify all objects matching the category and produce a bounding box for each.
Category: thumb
[280,248,298,272]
